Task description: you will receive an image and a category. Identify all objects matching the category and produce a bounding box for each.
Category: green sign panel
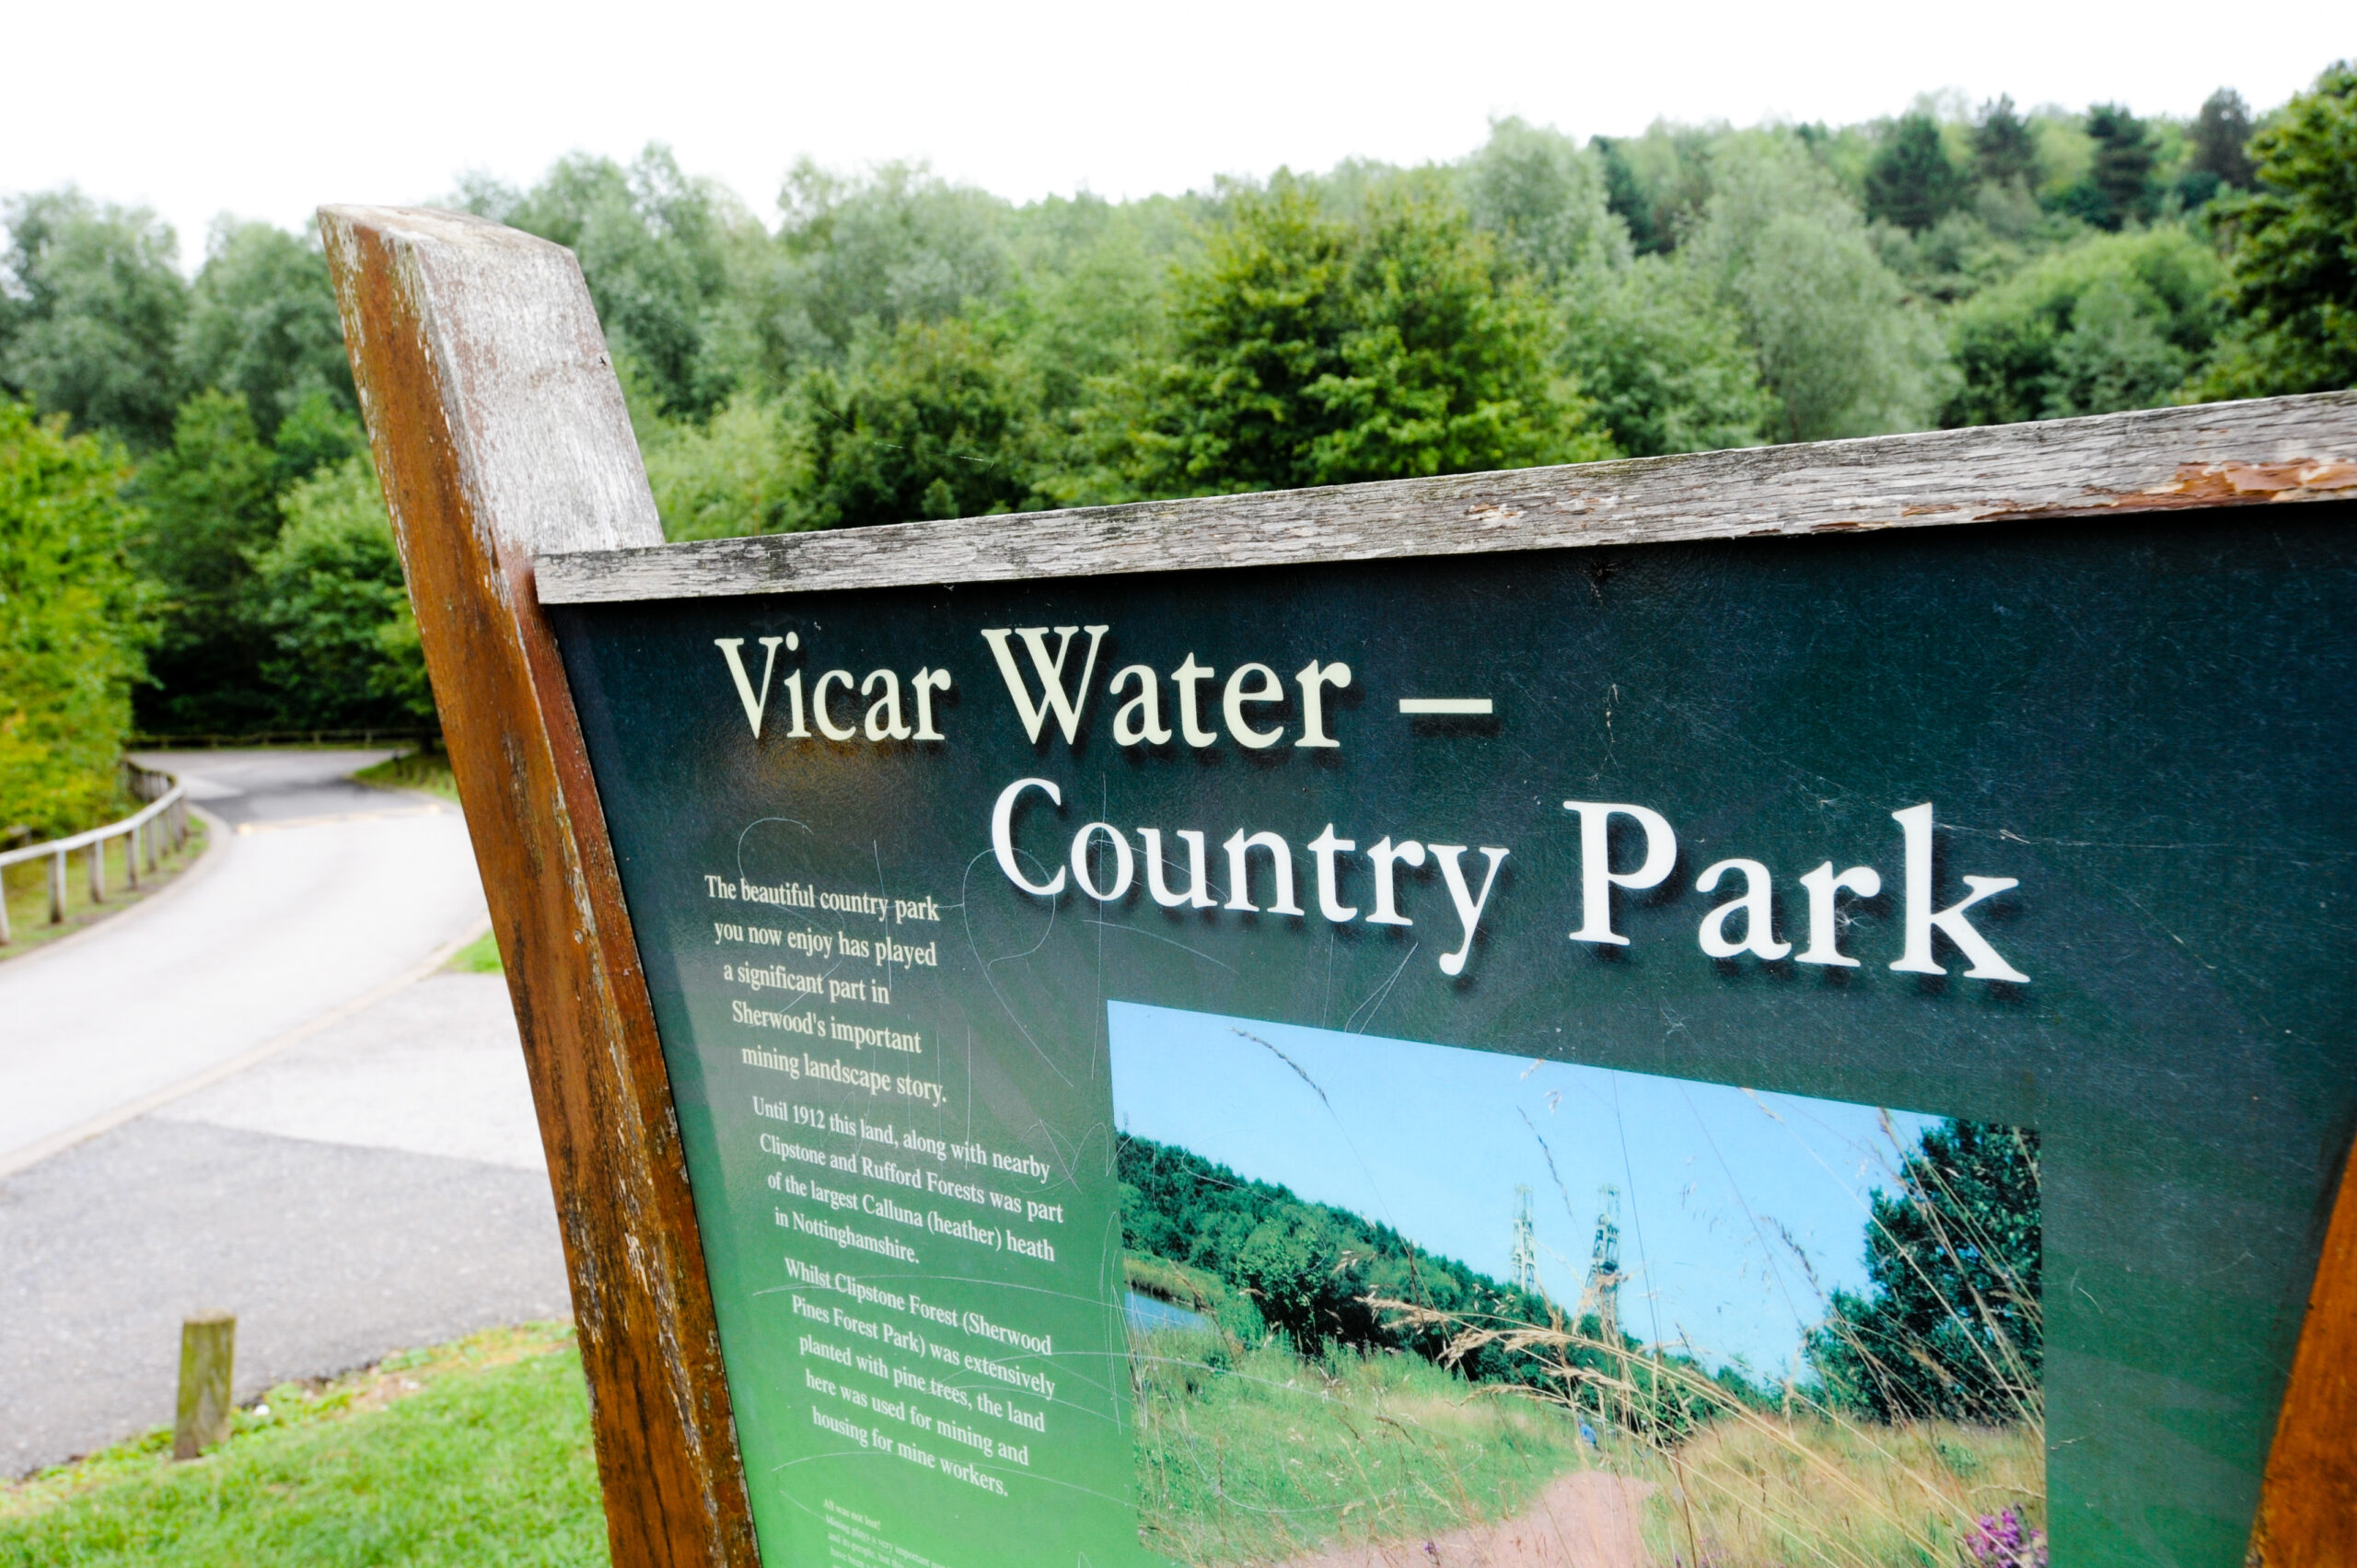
[552,509,2353,1567]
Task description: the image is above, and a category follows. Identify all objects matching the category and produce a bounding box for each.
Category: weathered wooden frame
[325,203,2355,1567]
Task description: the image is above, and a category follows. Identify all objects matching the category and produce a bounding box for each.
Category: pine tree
[1971,96,2039,192]
[1864,112,1966,233]
[1808,1120,2041,1423]
[2189,87,2257,192]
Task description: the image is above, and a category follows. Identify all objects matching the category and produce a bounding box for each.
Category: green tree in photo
[1124,177,1608,497]
[1972,96,2041,192]
[1591,135,1669,256]
[1557,257,1773,455]
[2065,104,2159,231]
[1693,134,1950,441]
[640,391,803,540]
[0,192,188,450]
[792,316,1039,528]
[1809,1119,2041,1423]
[0,399,154,839]
[134,389,281,732]
[1946,227,2226,424]
[758,160,1017,377]
[179,220,354,442]
[2198,62,2357,398]
[249,454,424,729]
[1461,118,1630,285]
[2183,87,2257,204]
[1864,111,1967,233]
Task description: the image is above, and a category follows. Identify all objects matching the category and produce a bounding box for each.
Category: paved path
[0,751,570,1476]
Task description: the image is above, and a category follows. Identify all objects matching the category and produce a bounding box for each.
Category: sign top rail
[536,391,2357,605]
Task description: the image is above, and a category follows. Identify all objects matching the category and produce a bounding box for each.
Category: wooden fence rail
[0,762,192,945]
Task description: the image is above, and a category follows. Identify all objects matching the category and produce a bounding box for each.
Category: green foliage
[1946,227,2226,424]
[1864,112,1968,233]
[1556,257,1773,455]
[639,392,802,540]
[2199,62,2357,398]
[1460,118,1629,284]
[1121,176,1609,497]
[792,317,1040,528]
[759,160,1016,376]
[249,455,426,729]
[1592,135,1668,255]
[1808,1119,2041,1423]
[1693,134,1951,440]
[0,192,188,450]
[0,400,152,840]
[2185,87,2258,201]
[1972,96,2041,192]
[134,389,282,731]
[2064,104,2159,231]
[180,221,353,442]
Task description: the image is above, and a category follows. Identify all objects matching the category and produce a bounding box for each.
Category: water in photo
[1109,1004,2045,1568]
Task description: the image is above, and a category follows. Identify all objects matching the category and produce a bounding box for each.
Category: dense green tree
[133,389,281,731]
[1809,1120,2040,1423]
[0,192,188,449]
[1557,257,1773,454]
[758,161,1016,377]
[179,221,353,442]
[791,317,1039,528]
[1946,227,2225,424]
[0,399,154,839]
[1122,177,1608,497]
[2065,104,2159,231]
[1972,96,2040,192]
[638,392,802,540]
[1864,112,1967,233]
[2186,87,2257,197]
[1460,119,1629,284]
[2198,62,2357,398]
[1591,136,1667,255]
[1694,134,1950,441]
[249,454,424,729]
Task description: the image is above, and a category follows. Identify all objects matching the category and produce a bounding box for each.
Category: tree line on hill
[0,63,2351,837]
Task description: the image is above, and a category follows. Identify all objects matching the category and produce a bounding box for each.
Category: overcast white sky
[9,0,2350,266]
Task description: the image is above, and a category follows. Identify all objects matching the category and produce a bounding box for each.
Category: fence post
[87,840,104,904]
[126,824,141,890]
[49,849,64,923]
[0,871,11,945]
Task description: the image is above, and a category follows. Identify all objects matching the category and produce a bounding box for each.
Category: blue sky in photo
[1109,1001,1948,1378]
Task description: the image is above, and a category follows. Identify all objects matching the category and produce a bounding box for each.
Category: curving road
[0,751,571,1476]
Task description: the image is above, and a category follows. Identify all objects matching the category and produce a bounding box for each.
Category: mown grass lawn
[0,1325,608,1568]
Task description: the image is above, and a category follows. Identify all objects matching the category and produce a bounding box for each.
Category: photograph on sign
[1110,1004,2042,1565]
[546,514,2353,1567]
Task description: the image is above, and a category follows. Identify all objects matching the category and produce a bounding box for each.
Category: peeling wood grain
[535,392,2357,603]
[319,204,754,1568]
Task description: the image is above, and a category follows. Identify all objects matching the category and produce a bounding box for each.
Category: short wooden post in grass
[86,840,102,904]
[47,848,64,924]
[172,1310,236,1460]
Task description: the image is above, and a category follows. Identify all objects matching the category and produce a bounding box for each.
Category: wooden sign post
[326,205,2356,1568]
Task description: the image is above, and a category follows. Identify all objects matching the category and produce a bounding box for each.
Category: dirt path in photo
[1277,1470,1655,1568]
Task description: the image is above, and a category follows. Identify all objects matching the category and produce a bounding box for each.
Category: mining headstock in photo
[323,203,2357,1568]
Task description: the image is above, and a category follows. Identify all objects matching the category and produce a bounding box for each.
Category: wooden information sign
[325,206,2356,1568]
